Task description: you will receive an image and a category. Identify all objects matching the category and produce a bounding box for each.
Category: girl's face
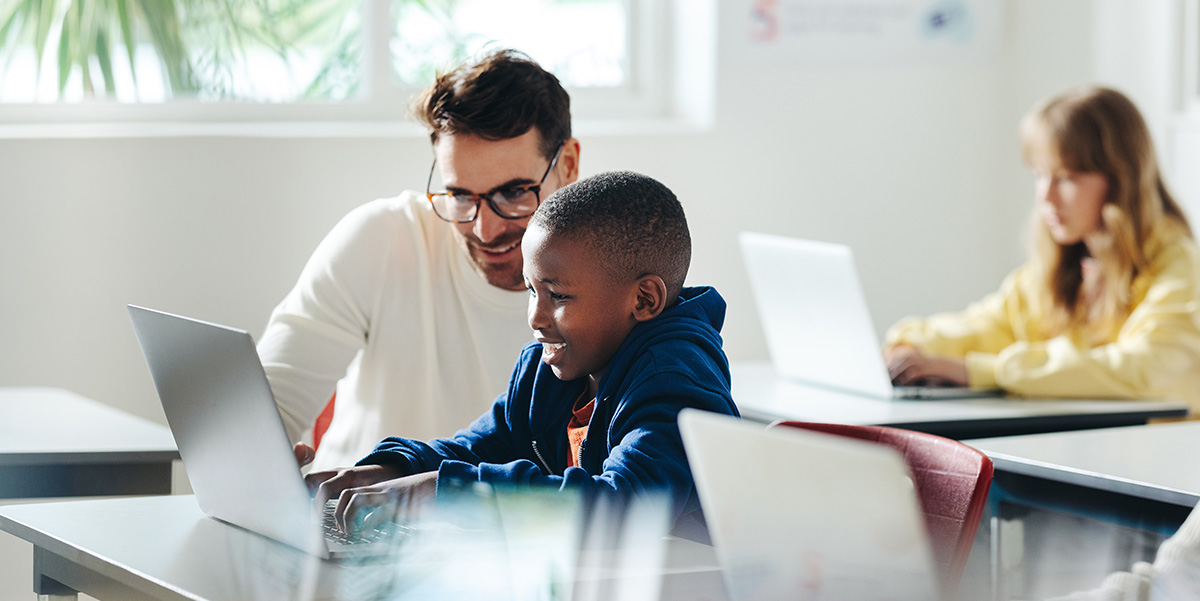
[1030,149,1110,247]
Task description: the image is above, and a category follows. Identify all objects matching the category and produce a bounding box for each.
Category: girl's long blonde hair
[1021,86,1192,339]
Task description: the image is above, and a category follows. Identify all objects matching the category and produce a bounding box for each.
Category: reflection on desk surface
[0,491,725,601]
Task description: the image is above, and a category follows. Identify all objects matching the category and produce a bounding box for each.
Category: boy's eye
[525,283,567,301]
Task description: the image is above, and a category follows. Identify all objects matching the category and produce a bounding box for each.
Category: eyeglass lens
[434,189,539,221]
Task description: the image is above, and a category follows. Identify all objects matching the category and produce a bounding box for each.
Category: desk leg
[990,515,1026,601]
[31,543,164,601]
[34,547,78,601]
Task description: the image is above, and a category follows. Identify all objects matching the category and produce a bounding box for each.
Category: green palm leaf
[54,0,73,91]
[95,26,114,93]
[35,0,57,81]
[114,0,138,93]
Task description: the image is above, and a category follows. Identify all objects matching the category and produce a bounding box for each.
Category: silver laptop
[739,232,999,400]
[128,305,406,559]
[678,409,941,601]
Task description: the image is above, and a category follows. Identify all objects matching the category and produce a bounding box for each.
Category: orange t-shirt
[566,393,596,468]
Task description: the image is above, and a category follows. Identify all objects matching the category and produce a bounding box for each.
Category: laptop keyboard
[321,500,415,546]
[893,385,1000,400]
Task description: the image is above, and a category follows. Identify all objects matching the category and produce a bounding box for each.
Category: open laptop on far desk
[739,232,999,401]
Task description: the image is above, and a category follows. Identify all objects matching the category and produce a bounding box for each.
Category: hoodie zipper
[530,440,555,475]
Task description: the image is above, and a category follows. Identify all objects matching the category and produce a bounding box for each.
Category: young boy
[307,171,739,537]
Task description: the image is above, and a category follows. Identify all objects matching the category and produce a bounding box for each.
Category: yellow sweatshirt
[886,229,1200,414]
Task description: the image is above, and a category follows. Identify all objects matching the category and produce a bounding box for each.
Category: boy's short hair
[531,171,691,299]
[414,48,571,160]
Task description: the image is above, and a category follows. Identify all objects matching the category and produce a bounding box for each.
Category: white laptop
[739,232,999,400]
[128,305,409,559]
[678,409,941,601]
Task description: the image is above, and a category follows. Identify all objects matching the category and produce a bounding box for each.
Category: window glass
[390,0,628,88]
[0,0,629,105]
[0,0,361,103]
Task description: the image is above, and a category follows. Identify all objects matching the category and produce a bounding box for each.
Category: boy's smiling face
[522,223,641,397]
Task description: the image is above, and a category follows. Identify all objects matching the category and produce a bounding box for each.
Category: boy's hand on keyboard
[333,471,439,534]
[307,464,403,508]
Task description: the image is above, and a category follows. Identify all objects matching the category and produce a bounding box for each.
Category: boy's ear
[632,275,668,322]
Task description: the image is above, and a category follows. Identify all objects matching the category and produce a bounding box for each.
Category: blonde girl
[885,86,1200,412]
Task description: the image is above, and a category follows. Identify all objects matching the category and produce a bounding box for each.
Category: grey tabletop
[967,421,1200,507]
[0,387,179,497]
[0,387,177,462]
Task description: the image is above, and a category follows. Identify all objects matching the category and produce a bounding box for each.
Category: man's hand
[884,344,969,387]
[293,442,316,467]
[329,471,439,534]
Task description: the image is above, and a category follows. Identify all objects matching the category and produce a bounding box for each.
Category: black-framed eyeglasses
[425,144,564,224]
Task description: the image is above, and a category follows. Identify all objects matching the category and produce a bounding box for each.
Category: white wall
[1176,121,1200,219]
[0,0,1133,426]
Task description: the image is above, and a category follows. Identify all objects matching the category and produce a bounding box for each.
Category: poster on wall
[732,0,1003,63]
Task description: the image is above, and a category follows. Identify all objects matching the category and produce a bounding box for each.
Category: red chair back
[313,393,336,451]
[768,421,993,597]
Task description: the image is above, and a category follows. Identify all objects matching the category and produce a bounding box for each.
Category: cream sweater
[257,193,532,470]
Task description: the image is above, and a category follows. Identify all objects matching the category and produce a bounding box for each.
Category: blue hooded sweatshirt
[357,286,739,530]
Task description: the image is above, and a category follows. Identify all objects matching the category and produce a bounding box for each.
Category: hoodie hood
[596,285,729,402]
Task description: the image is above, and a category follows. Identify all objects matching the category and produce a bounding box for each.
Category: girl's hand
[884,344,969,387]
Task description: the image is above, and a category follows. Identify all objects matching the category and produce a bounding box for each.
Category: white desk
[967,423,1200,599]
[969,421,1200,508]
[733,362,1189,439]
[0,388,179,498]
[0,495,726,601]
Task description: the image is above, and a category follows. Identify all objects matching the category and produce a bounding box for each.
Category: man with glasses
[258,49,581,470]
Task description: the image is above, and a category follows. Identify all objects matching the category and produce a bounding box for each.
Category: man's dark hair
[531,171,691,300]
[415,48,571,159]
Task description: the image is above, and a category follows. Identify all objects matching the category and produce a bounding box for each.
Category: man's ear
[632,275,668,323]
[557,138,581,186]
